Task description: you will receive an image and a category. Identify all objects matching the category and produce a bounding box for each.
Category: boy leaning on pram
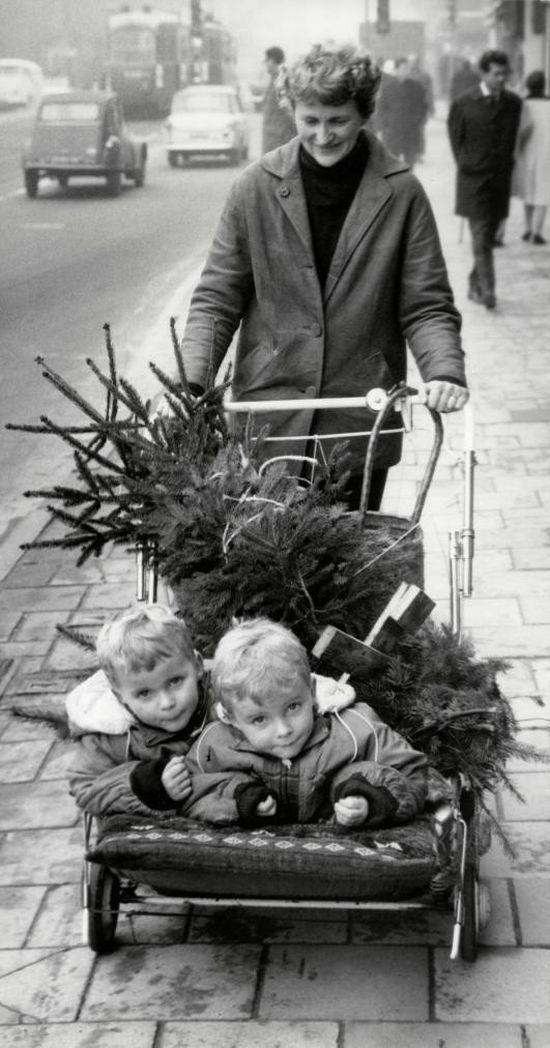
[66,604,430,829]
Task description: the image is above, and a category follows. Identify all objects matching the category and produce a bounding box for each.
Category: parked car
[0,59,44,108]
[165,84,249,166]
[22,91,147,198]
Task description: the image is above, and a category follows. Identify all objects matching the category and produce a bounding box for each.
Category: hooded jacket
[66,670,209,817]
[184,700,428,828]
[182,130,465,475]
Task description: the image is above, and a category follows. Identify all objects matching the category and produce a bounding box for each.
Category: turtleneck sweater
[299,133,369,287]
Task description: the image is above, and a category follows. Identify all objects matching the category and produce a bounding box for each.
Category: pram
[80,384,492,963]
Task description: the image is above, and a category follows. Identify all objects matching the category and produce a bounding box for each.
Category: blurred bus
[200,16,238,86]
[105,7,192,116]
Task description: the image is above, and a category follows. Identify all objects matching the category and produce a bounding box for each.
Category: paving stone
[469,569,550,598]
[13,612,70,643]
[259,945,428,1020]
[0,886,46,947]
[0,587,86,612]
[0,1023,158,1048]
[527,1025,550,1047]
[513,878,550,946]
[0,715,62,742]
[26,884,84,949]
[344,1022,522,1047]
[80,944,261,1021]
[520,595,550,624]
[38,740,73,781]
[465,625,550,659]
[462,597,521,628]
[0,827,82,885]
[434,947,550,1022]
[0,781,78,830]
[162,1020,339,1048]
[0,946,93,1022]
[188,906,347,945]
[481,823,550,876]
[0,612,22,642]
[499,771,550,820]
[0,740,54,783]
[351,904,452,947]
[79,583,135,609]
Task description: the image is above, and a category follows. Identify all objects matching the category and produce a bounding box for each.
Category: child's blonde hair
[211,618,311,713]
[96,604,195,686]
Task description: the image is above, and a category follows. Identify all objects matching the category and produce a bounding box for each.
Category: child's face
[228,677,315,759]
[114,651,201,733]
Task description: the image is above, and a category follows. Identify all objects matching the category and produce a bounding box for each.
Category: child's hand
[162,755,192,802]
[334,795,369,827]
[256,795,277,818]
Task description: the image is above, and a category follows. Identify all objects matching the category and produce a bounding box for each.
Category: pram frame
[81,387,489,961]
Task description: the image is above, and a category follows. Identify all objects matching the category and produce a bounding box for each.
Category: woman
[181,43,468,510]
[514,70,550,245]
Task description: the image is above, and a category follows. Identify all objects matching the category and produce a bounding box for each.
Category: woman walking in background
[514,70,550,244]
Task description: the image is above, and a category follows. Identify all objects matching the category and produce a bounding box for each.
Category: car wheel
[168,152,178,167]
[229,147,242,166]
[106,170,121,197]
[58,175,69,189]
[24,170,38,198]
[134,158,146,187]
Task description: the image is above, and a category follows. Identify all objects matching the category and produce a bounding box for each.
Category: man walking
[261,46,296,154]
[447,50,521,309]
[377,57,428,169]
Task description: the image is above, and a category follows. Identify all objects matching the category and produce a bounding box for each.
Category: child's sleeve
[67,733,179,817]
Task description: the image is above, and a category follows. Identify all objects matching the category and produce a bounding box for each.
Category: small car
[165,84,249,166]
[22,91,147,198]
[0,59,44,108]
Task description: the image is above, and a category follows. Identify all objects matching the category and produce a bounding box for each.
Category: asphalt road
[0,105,261,577]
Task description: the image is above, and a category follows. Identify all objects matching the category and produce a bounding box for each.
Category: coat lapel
[324,133,406,304]
[260,132,408,303]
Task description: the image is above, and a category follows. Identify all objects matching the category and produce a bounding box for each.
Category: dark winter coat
[377,75,428,158]
[261,77,296,153]
[181,131,465,476]
[447,85,522,221]
[184,702,428,827]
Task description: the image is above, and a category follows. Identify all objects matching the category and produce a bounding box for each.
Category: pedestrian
[449,56,480,102]
[376,57,428,169]
[408,53,435,162]
[447,49,521,310]
[186,618,428,828]
[513,69,550,245]
[261,45,296,153]
[67,605,208,816]
[180,42,468,513]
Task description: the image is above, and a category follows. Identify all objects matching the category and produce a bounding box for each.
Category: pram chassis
[81,387,489,961]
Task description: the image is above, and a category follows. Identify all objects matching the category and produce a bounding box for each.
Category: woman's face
[294,99,364,166]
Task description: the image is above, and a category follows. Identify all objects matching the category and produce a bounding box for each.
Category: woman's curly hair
[278,43,381,120]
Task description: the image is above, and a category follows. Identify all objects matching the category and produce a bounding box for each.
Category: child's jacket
[185,701,428,828]
[66,670,208,817]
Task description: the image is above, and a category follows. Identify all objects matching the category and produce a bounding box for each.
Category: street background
[1,88,550,1048]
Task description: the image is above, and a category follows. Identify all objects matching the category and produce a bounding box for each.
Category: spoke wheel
[87,863,120,954]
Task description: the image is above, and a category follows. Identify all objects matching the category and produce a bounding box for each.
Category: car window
[39,102,100,122]
[172,90,232,113]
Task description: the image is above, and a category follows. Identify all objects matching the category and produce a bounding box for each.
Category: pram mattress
[88,814,442,901]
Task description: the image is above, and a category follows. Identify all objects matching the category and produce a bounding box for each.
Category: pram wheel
[460,867,490,961]
[86,862,120,953]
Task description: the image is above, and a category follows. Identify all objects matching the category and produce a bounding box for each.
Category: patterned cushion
[88,815,444,901]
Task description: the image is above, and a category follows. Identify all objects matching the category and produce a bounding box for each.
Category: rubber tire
[58,175,68,188]
[24,170,38,198]
[87,863,120,954]
[168,153,178,167]
[106,170,121,197]
[134,158,146,187]
[460,863,479,962]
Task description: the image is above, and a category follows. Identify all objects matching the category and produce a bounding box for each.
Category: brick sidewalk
[1,112,550,1046]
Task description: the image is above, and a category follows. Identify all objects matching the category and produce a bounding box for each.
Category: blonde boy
[67,604,206,816]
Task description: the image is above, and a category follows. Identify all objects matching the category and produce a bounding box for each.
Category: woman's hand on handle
[420,381,470,413]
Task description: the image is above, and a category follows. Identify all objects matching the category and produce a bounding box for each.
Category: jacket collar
[260,131,409,303]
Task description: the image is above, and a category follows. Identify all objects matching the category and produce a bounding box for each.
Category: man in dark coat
[377,57,428,169]
[261,46,296,154]
[447,50,521,309]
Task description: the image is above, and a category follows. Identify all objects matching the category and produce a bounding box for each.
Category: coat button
[280,185,290,197]
[310,323,322,336]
